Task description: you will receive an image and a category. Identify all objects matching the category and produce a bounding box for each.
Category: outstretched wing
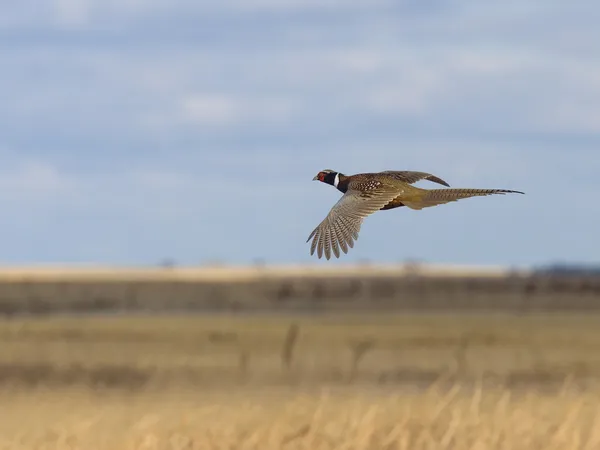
[306,183,401,260]
[380,170,450,187]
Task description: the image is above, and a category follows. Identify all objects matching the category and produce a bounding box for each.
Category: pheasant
[307,169,524,259]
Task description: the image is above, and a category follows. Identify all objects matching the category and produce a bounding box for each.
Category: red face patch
[318,172,325,181]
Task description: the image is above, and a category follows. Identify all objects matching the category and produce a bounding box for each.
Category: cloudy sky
[0,1,598,267]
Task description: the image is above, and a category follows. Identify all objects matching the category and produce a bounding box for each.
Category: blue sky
[0,1,598,267]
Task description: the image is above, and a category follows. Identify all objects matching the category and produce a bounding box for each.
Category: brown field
[2,311,600,449]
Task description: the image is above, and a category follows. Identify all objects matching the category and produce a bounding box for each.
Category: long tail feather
[402,188,524,210]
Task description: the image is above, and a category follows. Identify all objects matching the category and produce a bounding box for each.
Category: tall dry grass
[1,383,600,449]
[0,312,599,448]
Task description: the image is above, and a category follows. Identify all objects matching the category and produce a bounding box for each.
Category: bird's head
[313,169,343,187]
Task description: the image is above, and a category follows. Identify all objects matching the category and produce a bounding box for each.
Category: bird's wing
[306,182,401,260]
[380,170,450,187]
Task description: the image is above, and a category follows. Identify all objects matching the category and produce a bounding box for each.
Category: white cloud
[0,161,74,201]
[330,50,385,74]
[53,0,91,27]
[5,14,599,139]
[533,102,600,134]
[127,169,193,190]
[220,0,395,12]
[181,94,239,126]
[0,157,290,224]
[364,72,442,115]
[0,0,400,31]
[179,93,296,126]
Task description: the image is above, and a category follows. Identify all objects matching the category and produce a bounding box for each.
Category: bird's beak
[312,175,319,181]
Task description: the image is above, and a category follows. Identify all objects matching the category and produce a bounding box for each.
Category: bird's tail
[401,188,524,210]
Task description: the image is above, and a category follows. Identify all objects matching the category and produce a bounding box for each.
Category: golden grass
[2,384,600,449]
[1,312,600,449]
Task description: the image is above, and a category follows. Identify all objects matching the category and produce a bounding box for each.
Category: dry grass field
[1,312,600,448]
[3,383,600,449]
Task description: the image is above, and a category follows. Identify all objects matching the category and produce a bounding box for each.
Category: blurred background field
[3,307,600,390]
[0,262,599,315]
[1,264,600,448]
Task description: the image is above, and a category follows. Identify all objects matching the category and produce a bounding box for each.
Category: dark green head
[312,169,344,188]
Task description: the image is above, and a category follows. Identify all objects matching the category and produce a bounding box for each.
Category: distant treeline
[0,271,599,316]
[533,263,600,276]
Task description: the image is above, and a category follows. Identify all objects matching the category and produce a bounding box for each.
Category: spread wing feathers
[380,170,450,187]
[307,187,401,260]
[402,188,525,210]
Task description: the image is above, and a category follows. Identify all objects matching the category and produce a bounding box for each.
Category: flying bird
[307,169,524,260]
